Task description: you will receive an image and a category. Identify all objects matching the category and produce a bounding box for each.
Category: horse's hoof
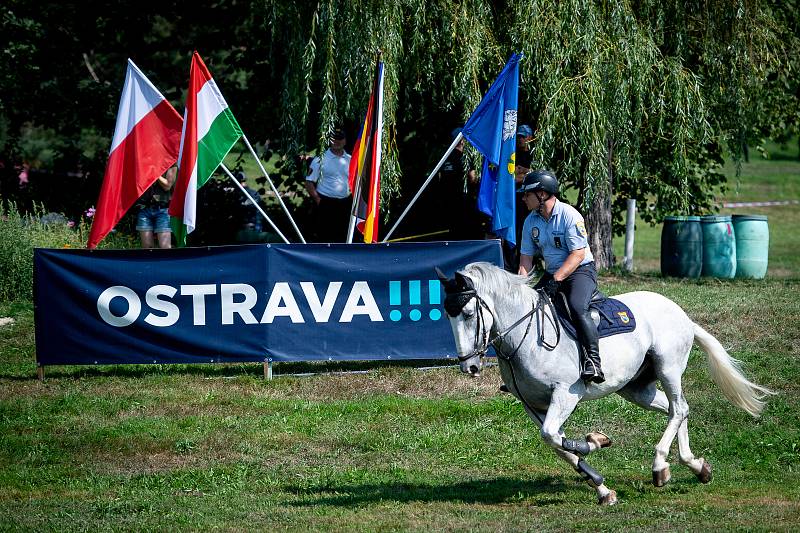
[696,458,712,484]
[653,466,671,487]
[598,489,617,506]
[586,431,612,449]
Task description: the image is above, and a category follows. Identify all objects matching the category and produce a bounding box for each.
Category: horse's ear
[434,266,450,286]
[454,270,475,291]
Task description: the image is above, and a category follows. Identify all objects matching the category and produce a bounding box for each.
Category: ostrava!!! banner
[34,241,502,366]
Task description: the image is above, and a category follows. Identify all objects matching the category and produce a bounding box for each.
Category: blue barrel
[701,215,736,278]
[661,216,702,278]
[732,214,769,279]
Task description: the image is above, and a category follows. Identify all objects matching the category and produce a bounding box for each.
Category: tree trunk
[584,139,615,270]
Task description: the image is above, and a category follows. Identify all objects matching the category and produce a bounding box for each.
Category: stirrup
[581,361,605,384]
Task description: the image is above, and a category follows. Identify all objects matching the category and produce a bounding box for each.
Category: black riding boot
[574,312,604,383]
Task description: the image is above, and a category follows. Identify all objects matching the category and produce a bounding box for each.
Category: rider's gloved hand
[543,278,560,298]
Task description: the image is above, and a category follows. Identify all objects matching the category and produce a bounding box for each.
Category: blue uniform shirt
[520,198,594,274]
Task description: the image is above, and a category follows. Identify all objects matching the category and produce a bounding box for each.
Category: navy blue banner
[34,241,503,365]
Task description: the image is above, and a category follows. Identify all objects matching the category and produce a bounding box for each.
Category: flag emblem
[503,110,518,141]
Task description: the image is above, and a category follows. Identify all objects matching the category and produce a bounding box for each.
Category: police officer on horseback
[517,170,604,383]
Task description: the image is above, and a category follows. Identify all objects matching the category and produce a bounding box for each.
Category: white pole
[623,198,636,271]
[220,163,290,244]
[381,132,463,242]
[240,135,307,243]
[346,175,363,244]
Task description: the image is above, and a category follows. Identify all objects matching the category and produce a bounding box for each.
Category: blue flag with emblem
[462,53,522,247]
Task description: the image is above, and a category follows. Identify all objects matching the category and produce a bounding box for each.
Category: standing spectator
[503,124,535,271]
[437,127,482,240]
[304,129,352,242]
[136,166,176,249]
[236,170,262,232]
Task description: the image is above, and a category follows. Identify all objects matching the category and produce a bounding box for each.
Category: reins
[457,287,561,363]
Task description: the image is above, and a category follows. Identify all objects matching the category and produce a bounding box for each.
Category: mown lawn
[1,275,799,531]
[1,145,799,531]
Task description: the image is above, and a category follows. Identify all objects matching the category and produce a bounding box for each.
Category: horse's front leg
[539,385,617,505]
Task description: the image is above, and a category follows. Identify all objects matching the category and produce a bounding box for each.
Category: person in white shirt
[305,129,352,242]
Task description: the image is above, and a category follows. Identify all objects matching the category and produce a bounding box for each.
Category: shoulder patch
[576,220,587,237]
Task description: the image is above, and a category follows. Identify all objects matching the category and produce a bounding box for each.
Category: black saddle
[551,290,636,340]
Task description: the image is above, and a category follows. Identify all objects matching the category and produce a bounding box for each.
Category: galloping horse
[439,262,774,505]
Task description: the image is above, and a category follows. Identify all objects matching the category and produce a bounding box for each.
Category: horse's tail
[693,323,776,417]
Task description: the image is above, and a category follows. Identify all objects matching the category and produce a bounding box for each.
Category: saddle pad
[556,297,636,340]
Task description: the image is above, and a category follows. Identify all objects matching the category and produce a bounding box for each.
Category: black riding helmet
[517,169,559,197]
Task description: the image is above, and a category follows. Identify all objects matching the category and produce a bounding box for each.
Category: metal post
[263,360,273,380]
[220,164,290,244]
[346,172,364,244]
[382,133,463,242]
[623,198,636,271]
[241,135,307,243]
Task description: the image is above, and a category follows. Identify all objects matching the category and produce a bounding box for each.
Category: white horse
[439,262,775,505]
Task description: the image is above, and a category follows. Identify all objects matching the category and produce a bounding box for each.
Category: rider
[516,170,604,384]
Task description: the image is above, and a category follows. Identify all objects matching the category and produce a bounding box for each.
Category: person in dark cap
[436,126,481,240]
[502,124,536,271]
[305,128,352,242]
[515,124,534,183]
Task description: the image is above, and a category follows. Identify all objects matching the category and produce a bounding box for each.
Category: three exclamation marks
[389,280,442,322]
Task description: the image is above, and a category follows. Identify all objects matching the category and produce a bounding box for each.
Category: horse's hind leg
[619,380,708,482]
[652,368,695,486]
[678,418,712,482]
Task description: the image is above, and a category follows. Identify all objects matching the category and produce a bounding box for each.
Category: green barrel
[661,216,702,278]
[732,214,769,279]
[700,215,736,278]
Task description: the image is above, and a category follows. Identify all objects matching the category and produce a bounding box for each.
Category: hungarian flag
[169,52,243,246]
[87,59,182,249]
[347,55,385,243]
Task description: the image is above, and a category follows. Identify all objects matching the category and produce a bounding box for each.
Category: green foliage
[1,0,798,257]
[0,202,134,301]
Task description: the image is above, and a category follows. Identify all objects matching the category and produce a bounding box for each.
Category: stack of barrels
[660,215,769,279]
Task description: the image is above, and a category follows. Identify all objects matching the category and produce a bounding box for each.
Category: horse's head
[436,266,495,377]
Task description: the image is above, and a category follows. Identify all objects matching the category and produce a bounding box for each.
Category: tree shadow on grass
[285,475,604,507]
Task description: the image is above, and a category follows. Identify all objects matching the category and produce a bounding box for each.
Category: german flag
[348,53,384,243]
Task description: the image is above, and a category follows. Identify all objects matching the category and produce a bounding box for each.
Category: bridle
[443,276,561,365]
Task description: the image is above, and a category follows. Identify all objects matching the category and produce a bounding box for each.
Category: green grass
[1,144,799,530]
[1,276,799,530]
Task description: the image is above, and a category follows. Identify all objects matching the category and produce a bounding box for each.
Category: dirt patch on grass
[257,364,504,401]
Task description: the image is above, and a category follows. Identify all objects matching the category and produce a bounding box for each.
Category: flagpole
[237,134,306,244]
[381,132,463,243]
[219,163,290,244]
[346,173,363,244]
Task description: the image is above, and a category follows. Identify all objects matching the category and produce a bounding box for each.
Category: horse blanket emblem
[555,297,636,340]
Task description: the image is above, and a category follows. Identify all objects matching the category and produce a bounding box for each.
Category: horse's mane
[462,262,536,306]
